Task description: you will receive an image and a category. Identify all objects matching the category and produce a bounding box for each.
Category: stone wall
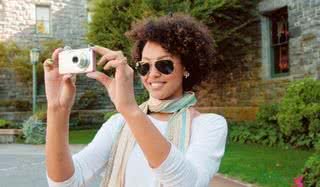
[196,0,319,121]
[0,0,109,125]
[0,68,114,109]
[0,68,111,125]
[0,0,88,48]
[73,74,114,110]
[0,68,145,124]
[259,0,320,80]
[0,68,31,101]
[1,0,319,123]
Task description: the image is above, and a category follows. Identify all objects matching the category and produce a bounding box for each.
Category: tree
[87,0,259,78]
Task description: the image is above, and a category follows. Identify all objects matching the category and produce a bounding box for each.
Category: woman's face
[140,41,185,100]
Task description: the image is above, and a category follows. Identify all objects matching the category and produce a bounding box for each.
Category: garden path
[0,144,252,187]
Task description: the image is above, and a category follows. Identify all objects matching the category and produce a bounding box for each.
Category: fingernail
[47,58,54,65]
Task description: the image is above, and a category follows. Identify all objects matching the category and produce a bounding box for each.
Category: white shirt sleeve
[152,114,228,187]
[46,113,125,187]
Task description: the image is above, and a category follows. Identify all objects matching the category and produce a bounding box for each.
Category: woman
[45,13,228,187]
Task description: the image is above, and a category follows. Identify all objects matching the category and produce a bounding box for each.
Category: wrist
[47,106,71,120]
[119,105,142,118]
[47,104,71,113]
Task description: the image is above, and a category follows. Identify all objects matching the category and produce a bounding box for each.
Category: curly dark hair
[125,13,215,91]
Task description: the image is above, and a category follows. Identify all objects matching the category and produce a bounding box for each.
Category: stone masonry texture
[196,0,320,121]
[0,0,319,123]
[0,0,88,48]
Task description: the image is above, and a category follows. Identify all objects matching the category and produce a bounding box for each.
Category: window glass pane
[36,21,49,34]
[268,7,289,76]
[273,44,289,74]
[36,6,50,21]
[271,13,289,45]
[36,6,50,34]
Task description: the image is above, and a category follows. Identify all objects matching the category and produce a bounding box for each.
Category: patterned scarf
[101,92,197,187]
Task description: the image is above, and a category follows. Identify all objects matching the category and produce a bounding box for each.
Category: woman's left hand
[86,46,138,114]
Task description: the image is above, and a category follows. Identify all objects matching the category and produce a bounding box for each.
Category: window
[266,7,289,76]
[36,6,50,34]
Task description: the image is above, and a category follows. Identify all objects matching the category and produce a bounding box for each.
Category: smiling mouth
[150,82,166,89]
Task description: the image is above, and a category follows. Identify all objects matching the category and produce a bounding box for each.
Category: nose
[148,64,161,77]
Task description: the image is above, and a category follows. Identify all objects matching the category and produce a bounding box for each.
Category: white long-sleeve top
[47,113,228,187]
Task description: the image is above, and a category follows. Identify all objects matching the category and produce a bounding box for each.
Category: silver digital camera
[58,47,96,74]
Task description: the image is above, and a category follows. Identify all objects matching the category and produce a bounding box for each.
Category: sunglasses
[135,59,174,76]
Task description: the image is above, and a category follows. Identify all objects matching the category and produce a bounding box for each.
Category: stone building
[196,0,320,121]
[0,0,89,47]
[0,0,113,126]
[0,0,90,104]
[0,0,319,123]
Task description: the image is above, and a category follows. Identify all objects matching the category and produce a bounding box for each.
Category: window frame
[35,5,51,35]
[262,7,290,78]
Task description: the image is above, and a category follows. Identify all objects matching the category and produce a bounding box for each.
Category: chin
[149,92,168,100]
[145,84,183,100]
[150,91,182,100]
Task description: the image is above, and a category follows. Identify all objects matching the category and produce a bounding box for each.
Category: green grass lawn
[69,129,98,144]
[219,142,314,187]
[69,129,313,187]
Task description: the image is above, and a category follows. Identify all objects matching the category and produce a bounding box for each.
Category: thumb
[86,71,112,88]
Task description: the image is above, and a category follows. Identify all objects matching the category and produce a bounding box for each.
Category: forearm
[45,107,74,182]
[122,107,171,168]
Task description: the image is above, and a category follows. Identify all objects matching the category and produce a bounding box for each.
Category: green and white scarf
[101,92,197,187]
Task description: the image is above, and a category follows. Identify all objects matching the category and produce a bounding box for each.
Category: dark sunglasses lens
[155,60,174,74]
[137,63,150,76]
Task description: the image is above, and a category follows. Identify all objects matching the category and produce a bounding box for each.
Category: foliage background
[229,78,320,149]
[87,0,259,79]
[0,40,64,85]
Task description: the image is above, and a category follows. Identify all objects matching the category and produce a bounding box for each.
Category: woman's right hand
[44,48,76,112]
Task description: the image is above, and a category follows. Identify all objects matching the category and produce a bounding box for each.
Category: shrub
[0,119,11,128]
[78,90,99,110]
[229,120,283,146]
[34,104,47,122]
[135,88,149,105]
[302,141,320,187]
[0,41,29,65]
[22,116,46,144]
[69,111,105,130]
[38,39,64,64]
[0,40,64,86]
[37,39,64,85]
[0,99,31,111]
[0,41,32,83]
[277,78,320,148]
[22,107,47,144]
[229,103,284,146]
[255,103,284,146]
[229,121,257,144]
[256,103,279,125]
[0,118,22,129]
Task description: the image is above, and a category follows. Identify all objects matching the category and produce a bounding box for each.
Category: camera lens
[77,52,90,69]
[72,56,79,64]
